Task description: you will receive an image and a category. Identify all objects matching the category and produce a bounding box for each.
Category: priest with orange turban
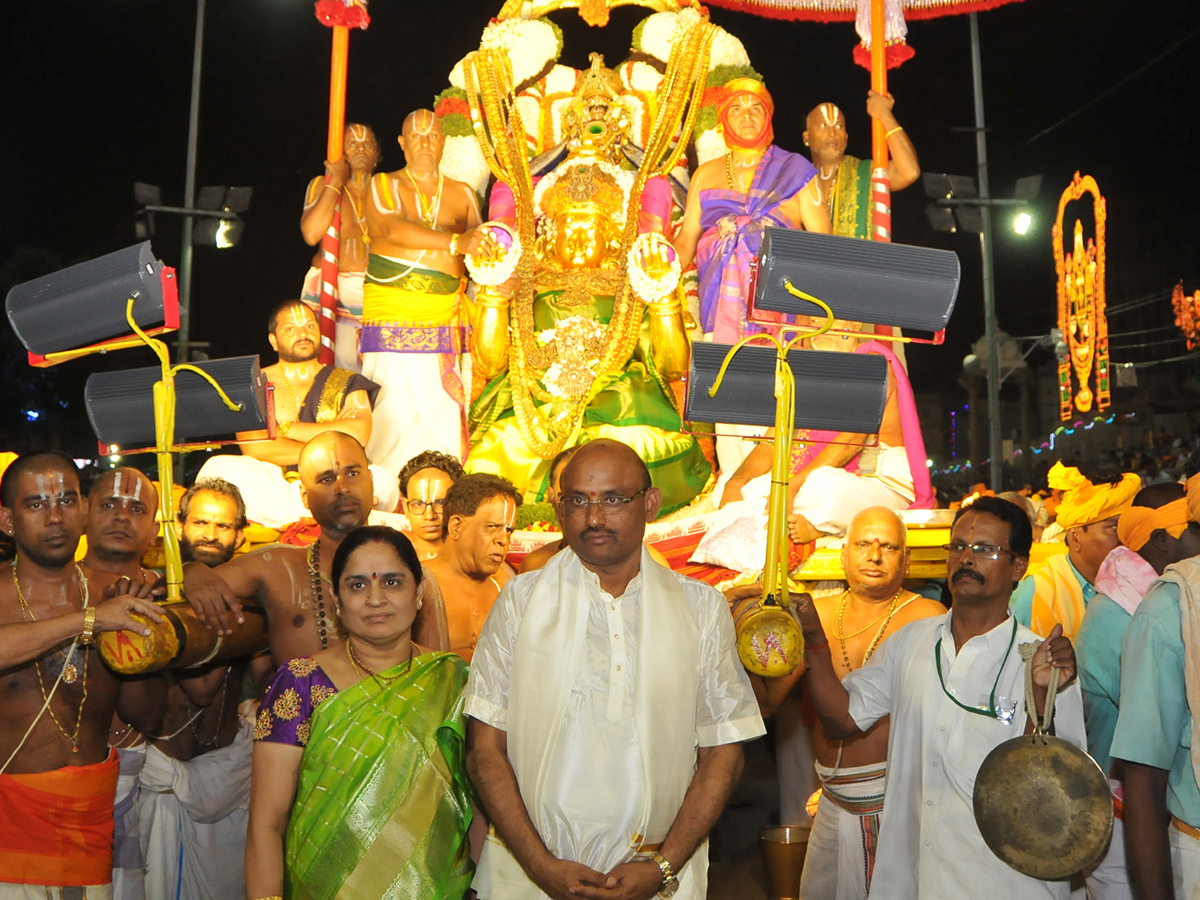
[1010,461,1141,639]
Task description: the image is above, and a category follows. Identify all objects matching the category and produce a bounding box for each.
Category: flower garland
[537,316,607,400]
[466,222,523,287]
[627,233,681,303]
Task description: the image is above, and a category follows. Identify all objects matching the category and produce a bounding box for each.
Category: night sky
[3,0,1198,456]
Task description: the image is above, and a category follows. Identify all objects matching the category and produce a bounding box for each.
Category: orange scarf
[0,750,119,885]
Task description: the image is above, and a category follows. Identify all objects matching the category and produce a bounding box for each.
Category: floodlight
[5,242,178,366]
[751,229,960,340]
[85,355,268,453]
[1013,212,1033,235]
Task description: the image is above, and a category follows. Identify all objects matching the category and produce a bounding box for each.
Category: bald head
[562,440,651,495]
[402,109,440,137]
[843,506,909,599]
[804,101,848,168]
[298,432,374,538]
[298,432,368,485]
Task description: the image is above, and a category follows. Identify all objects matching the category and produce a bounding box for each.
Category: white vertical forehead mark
[503,498,517,528]
[350,124,368,143]
[112,471,143,502]
[820,103,841,126]
[411,110,435,135]
[285,305,311,327]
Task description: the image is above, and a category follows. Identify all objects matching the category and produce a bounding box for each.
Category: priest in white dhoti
[464,439,765,900]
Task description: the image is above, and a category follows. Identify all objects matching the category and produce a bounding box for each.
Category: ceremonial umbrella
[703,0,1028,242]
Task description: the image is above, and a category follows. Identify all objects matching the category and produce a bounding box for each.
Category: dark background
[3,0,1198,459]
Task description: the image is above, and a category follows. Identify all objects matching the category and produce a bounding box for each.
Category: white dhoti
[1170,820,1200,900]
[362,350,468,474]
[111,744,145,900]
[138,721,253,900]
[196,456,399,529]
[798,761,887,900]
[691,446,913,574]
[301,266,364,374]
[776,693,817,827]
[1086,815,1133,900]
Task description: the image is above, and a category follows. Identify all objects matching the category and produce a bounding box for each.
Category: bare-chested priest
[80,466,164,900]
[184,433,445,667]
[736,507,943,900]
[198,300,397,528]
[0,451,165,899]
[361,108,495,471]
[805,93,919,241]
[422,473,520,661]
[299,123,380,372]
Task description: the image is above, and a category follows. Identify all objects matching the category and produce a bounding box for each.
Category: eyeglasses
[941,541,1017,561]
[406,498,446,515]
[559,488,648,519]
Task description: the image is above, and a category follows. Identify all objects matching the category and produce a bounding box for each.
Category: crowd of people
[7,426,1200,900]
[6,22,1198,900]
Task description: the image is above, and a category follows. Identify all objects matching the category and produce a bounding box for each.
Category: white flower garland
[465,222,522,286]
[627,232,681,304]
[439,135,491,197]
[479,18,559,89]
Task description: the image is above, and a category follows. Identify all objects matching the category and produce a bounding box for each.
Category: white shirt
[844,610,1087,900]
[465,561,764,872]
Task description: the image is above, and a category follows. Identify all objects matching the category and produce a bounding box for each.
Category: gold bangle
[885,126,904,139]
[277,420,292,438]
[80,607,97,645]
[448,233,460,256]
[322,182,339,192]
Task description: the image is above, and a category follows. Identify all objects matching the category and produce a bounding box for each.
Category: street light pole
[970,12,1003,493]
[178,0,206,366]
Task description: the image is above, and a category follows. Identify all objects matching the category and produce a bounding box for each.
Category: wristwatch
[650,853,679,898]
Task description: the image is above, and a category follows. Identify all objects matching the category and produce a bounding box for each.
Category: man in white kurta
[795,496,1089,900]
[464,439,765,900]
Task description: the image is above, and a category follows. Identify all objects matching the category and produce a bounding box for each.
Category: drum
[733,593,803,677]
[100,599,269,674]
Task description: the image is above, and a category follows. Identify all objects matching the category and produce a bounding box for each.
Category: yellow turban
[1048,461,1140,529]
[1186,473,1200,525]
[1117,498,1189,552]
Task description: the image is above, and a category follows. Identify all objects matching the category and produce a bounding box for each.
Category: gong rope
[1019,641,1059,739]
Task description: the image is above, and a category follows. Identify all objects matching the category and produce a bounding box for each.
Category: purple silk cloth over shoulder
[695,145,817,342]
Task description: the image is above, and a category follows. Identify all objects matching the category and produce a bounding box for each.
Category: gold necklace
[12,558,91,751]
[835,588,908,672]
[275,370,302,419]
[343,185,370,246]
[405,169,444,229]
[345,638,414,687]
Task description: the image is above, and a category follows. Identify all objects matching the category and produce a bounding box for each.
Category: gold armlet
[276,420,292,438]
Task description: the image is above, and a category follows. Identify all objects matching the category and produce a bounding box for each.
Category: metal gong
[973,731,1113,879]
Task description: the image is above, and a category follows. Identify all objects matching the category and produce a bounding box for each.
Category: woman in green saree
[245,526,473,900]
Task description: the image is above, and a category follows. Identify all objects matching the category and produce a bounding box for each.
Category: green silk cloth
[830,155,873,240]
[285,652,473,900]
[467,290,712,515]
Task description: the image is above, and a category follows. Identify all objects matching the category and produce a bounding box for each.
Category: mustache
[951,567,985,584]
[580,526,618,539]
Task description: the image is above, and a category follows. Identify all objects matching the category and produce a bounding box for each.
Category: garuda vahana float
[436,1,763,514]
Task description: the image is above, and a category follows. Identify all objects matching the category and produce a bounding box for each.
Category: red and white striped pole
[869,0,892,244]
[316,24,349,366]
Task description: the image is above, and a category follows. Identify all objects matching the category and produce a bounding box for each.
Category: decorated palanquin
[433,2,765,514]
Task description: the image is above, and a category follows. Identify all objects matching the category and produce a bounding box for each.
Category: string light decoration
[1052,172,1109,421]
[1173,282,1200,351]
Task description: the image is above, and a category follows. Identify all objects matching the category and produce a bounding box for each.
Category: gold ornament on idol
[462,26,716,458]
[12,559,92,751]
